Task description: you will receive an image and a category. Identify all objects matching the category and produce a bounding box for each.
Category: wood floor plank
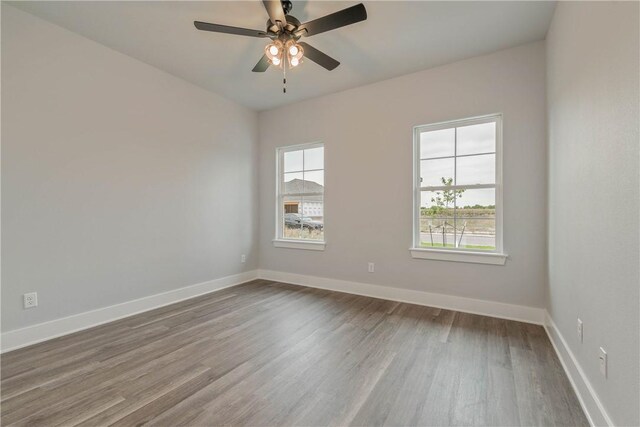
[0,280,589,427]
[486,318,521,426]
[349,305,442,426]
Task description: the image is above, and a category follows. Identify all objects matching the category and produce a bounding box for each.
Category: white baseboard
[0,270,259,353]
[257,269,545,325]
[543,312,613,427]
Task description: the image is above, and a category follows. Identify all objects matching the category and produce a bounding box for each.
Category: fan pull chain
[283,63,287,94]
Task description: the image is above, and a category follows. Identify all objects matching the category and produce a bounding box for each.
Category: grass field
[283,226,324,240]
[420,208,496,235]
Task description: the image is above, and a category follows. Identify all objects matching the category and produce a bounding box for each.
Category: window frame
[411,114,506,265]
[273,142,326,251]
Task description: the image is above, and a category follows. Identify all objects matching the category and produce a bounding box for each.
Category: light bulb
[269,45,279,56]
[289,45,299,56]
[272,57,281,66]
[291,57,299,67]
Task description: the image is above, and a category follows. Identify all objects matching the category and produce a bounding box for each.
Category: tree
[429,177,465,215]
[424,177,465,247]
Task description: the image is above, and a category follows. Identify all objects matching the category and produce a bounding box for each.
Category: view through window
[278,143,324,241]
[415,115,501,252]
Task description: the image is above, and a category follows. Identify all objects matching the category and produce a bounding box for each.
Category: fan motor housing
[266,15,301,38]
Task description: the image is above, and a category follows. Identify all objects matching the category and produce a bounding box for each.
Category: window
[411,114,506,265]
[274,143,325,250]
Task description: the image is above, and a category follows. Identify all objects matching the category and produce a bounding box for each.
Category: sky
[284,146,324,187]
[420,121,496,207]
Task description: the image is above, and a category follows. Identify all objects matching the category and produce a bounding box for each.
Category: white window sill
[273,239,326,251]
[410,248,507,265]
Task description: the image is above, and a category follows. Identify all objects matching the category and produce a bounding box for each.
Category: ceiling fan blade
[299,42,340,71]
[298,3,367,37]
[252,55,271,72]
[262,0,287,29]
[194,21,267,38]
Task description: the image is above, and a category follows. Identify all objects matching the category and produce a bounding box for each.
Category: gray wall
[546,2,639,425]
[1,5,259,332]
[258,42,548,308]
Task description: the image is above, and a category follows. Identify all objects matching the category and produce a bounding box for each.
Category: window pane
[283,172,303,194]
[457,122,495,155]
[420,128,455,159]
[420,158,455,187]
[300,197,324,241]
[304,146,324,170]
[456,154,495,185]
[303,170,324,192]
[420,191,455,248]
[455,187,495,209]
[284,149,303,172]
[283,198,324,241]
[456,219,495,250]
[279,143,325,242]
[282,196,303,239]
[455,188,495,250]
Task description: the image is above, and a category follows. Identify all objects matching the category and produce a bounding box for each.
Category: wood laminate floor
[1,280,588,426]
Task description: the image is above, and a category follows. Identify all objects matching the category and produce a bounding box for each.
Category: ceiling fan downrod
[281,0,292,15]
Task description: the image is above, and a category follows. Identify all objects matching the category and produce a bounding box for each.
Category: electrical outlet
[23,292,38,309]
[577,318,583,343]
[241,254,246,263]
[368,262,375,273]
[599,347,607,378]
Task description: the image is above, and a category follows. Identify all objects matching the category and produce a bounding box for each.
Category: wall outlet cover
[599,347,607,378]
[577,318,583,343]
[23,292,38,309]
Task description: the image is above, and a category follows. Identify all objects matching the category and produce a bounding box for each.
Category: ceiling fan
[194,0,367,77]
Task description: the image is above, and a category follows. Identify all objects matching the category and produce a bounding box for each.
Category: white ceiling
[10,1,556,111]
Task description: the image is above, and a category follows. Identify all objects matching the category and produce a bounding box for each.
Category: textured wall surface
[546,2,640,425]
[1,5,259,332]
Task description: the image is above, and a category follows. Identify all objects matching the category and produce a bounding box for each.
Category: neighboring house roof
[283,179,323,202]
[284,178,324,194]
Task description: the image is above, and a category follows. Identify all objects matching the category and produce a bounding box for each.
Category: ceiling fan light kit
[194,0,367,93]
[265,39,304,68]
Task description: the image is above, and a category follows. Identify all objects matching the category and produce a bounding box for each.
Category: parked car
[284,213,323,230]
